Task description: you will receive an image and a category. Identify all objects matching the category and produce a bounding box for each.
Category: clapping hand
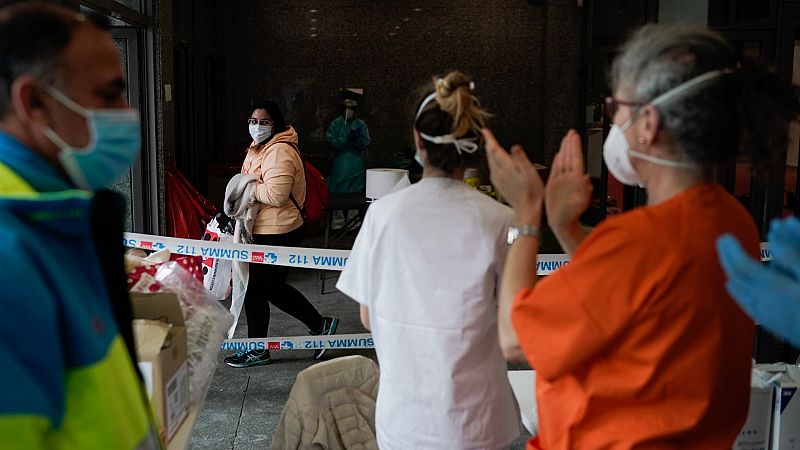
[766,216,800,280]
[483,128,544,223]
[716,216,800,348]
[545,130,593,232]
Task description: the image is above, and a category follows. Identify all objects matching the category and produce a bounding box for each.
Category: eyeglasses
[248,118,274,126]
[603,96,644,120]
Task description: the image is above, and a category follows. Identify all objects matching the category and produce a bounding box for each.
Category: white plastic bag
[153,261,234,408]
[201,214,234,300]
[227,219,250,339]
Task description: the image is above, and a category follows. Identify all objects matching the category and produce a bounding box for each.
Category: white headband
[649,68,734,107]
[415,92,480,155]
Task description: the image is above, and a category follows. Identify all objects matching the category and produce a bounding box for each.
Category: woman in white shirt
[337,71,521,450]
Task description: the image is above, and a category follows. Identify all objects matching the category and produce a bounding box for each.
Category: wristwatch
[507,225,540,245]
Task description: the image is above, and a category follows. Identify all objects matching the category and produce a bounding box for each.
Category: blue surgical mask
[42,86,141,190]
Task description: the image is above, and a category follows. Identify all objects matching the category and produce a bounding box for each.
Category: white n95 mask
[603,122,644,187]
[602,122,698,188]
[602,69,730,187]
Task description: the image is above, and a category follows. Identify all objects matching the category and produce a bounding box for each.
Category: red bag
[300,160,329,222]
[127,255,204,292]
[166,167,218,238]
[283,143,329,222]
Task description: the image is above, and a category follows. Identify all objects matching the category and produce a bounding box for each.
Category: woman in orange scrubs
[485,24,800,449]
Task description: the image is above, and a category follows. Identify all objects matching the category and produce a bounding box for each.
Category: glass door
[749,2,800,363]
[784,37,800,218]
[75,1,157,233]
[109,27,145,232]
[715,29,778,237]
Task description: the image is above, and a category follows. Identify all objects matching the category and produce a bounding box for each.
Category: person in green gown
[326,97,371,229]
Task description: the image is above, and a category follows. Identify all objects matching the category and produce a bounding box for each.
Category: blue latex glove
[716,216,800,348]
[766,216,800,279]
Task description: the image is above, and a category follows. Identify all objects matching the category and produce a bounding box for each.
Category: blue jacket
[0,131,156,448]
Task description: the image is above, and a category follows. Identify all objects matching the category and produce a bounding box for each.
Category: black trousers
[244,226,323,338]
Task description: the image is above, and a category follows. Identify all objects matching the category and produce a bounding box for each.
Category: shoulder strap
[267,141,302,163]
[268,142,306,221]
[267,140,300,156]
[288,193,304,220]
[284,141,301,156]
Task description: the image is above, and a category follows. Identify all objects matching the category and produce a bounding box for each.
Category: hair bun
[435,78,452,97]
[425,71,491,139]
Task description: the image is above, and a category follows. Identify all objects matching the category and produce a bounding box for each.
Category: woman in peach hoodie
[224,100,338,368]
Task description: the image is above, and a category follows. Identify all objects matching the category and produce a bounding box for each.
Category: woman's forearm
[551,221,589,258]
[498,209,541,363]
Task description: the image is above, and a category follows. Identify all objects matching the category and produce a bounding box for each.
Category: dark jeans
[244,226,323,338]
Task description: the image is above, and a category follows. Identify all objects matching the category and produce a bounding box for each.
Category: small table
[320,193,370,293]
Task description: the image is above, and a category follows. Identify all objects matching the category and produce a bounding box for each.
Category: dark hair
[0,2,109,117]
[612,24,800,177]
[414,71,490,174]
[251,99,288,133]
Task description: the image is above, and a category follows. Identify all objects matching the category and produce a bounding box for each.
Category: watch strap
[508,225,540,245]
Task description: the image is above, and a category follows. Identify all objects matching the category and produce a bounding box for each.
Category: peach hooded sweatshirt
[241,125,306,235]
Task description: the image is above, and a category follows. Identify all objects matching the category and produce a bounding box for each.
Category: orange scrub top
[512,183,758,450]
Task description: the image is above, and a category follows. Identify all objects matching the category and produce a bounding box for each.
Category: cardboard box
[733,383,774,450]
[131,293,190,444]
[754,363,800,450]
[771,375,800,450]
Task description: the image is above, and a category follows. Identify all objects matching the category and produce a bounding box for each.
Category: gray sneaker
[312,317,339,360]
[224,349,271,368]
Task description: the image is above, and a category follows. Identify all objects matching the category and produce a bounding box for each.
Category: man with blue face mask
[0,3,157,449]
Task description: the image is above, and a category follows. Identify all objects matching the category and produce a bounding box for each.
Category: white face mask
[603,120,700,187]
[603,122,644,187]
[602,69,729,187]
[344,108,355,121]
[414,148,425,166]
[249,124,272,143]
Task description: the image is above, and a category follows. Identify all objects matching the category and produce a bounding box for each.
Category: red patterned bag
[127,254,203,292]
